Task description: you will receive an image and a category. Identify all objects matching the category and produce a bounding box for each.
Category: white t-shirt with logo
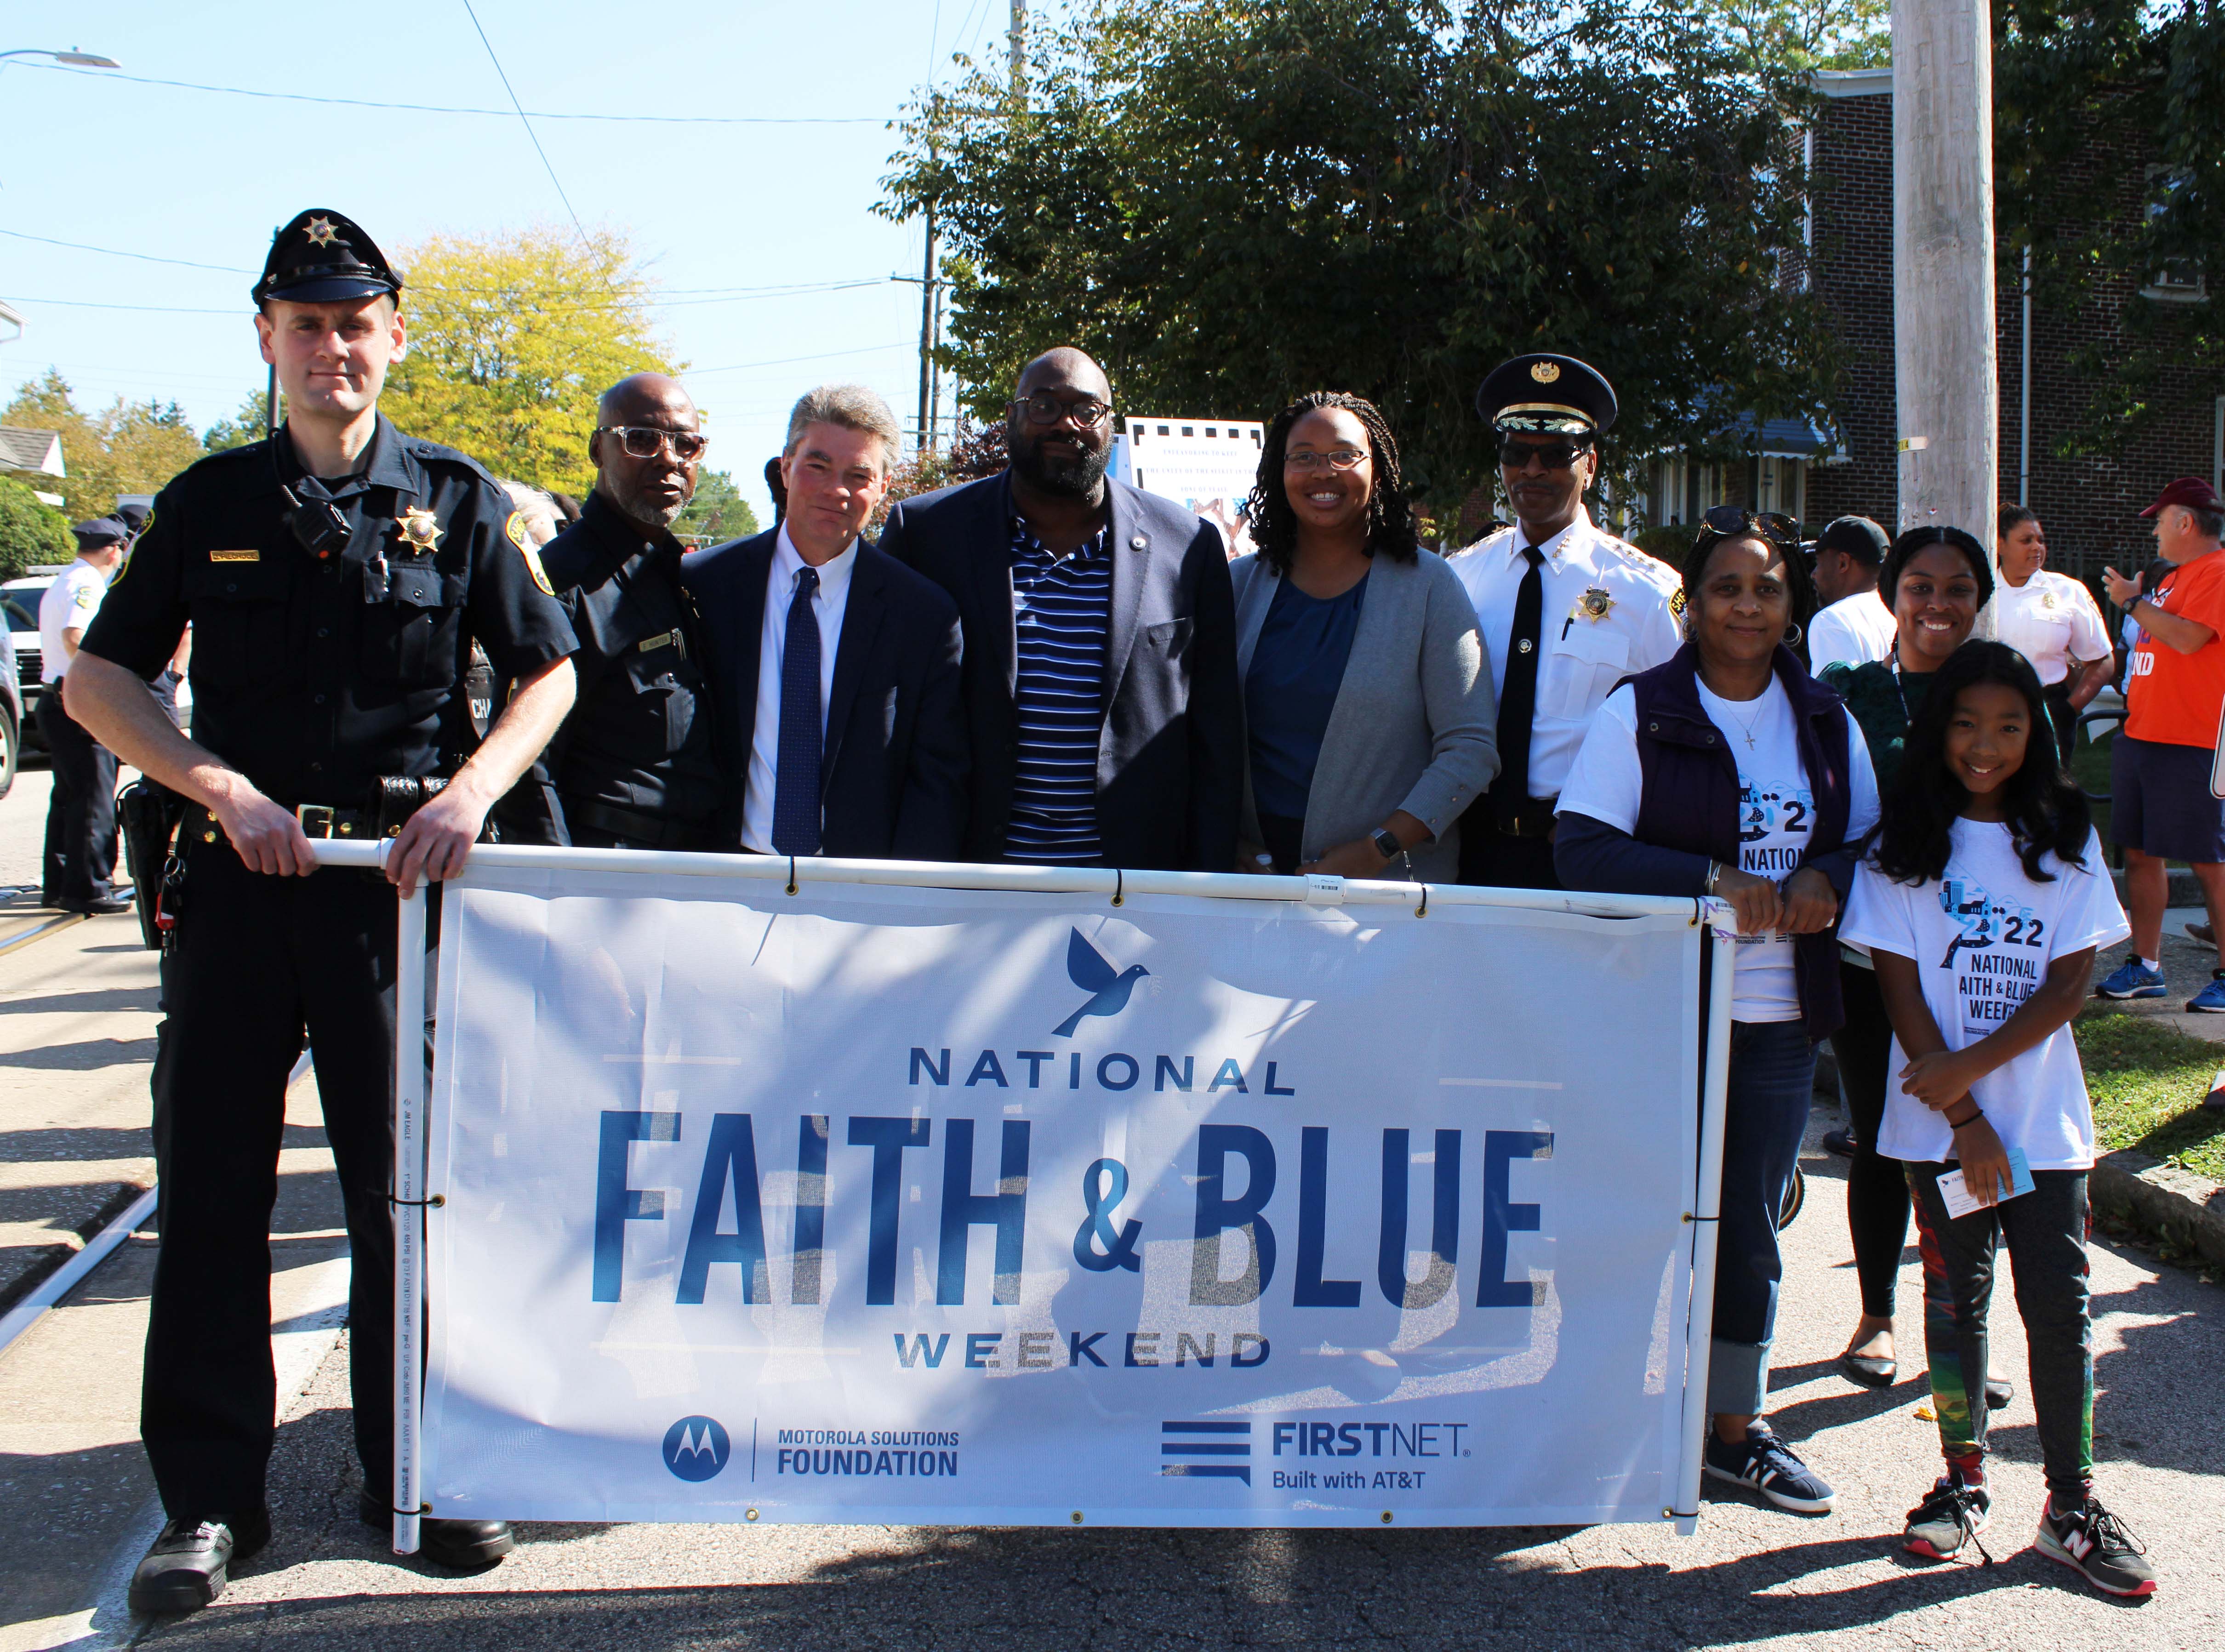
[1840,822,2128,1169]
[37,558,111,685]
[1559,677,1880,1023]
[1806,590,1896,672]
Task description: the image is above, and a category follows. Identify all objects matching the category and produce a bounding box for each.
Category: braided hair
[1246,392,1420,575]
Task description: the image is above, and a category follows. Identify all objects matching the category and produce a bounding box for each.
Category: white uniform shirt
[1805,589,1896,672]
[1992,570,2111,686]
[1448,506,1683,799]
[741,525,857,855]
[37,558,112,685]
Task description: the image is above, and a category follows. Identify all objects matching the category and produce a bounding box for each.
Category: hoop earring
[1782,621,1803,648]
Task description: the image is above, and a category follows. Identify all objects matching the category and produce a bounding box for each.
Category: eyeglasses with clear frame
[599,425,708,462]
[1284,446,1371,474]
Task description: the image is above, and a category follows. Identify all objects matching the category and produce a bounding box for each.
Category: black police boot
[127,1510,270,1614]
[357,1492,514,1568]
[62,893,133,916]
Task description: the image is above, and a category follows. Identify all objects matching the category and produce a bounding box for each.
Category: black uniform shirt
[82,416,576,806]
[505,489,720,837]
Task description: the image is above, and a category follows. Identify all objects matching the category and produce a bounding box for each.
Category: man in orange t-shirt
[2099,476,2225,1011]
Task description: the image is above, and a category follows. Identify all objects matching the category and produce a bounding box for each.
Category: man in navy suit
[683,386,967,860]
[876,347,1241,871]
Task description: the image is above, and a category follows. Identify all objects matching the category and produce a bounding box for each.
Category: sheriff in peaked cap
[1474,353,1618,439]
[252,209,404,306]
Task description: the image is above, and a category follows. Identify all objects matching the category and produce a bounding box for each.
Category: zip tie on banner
[387,1191,445,1208]
[373,1500,433,1515]
[1111,869,1124,907]
[787,855,799,896]
[1414,883,1429,918]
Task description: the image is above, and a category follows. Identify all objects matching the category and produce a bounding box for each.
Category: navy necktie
[771,565,822,855]
[1489,545,1547,828]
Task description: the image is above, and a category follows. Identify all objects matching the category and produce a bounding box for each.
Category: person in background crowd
[877,347,1240,871]
[1558,507,1876,1515]
[1229,393,1496,879]
[685,385,968,860]
[1842,641,2156,1597]
[1804,515,1896,672]
[547,490,584,528]
[1993,505,2112,767]
[1817,525,1997,1398]
[1449,354,1683,890]
[63,209,578,1610]
[502,479,563,548]
[764,455,787,527]
[2097,477,2225,1011]
[38,518,131,915]
[494,375,721,850]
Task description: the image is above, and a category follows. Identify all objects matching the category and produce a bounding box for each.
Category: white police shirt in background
[1448,505,1683,799]
[1558,677,1880,1023]
[1805,589,1897,672]
[1992,570,2111,686]
[1841,823,2127,1170]
[37,558,111,685]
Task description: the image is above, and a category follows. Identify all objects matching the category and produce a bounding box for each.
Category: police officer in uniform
[63,210,578,1612]
[1449,354,1683,890]
[496,372,720,847]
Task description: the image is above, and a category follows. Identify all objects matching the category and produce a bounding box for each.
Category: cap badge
[1530,361,1561,384]
[1574,587,1615,622]
[394,507,444,554]
[304,215,341,248]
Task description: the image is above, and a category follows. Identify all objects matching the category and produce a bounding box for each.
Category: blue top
[1004,514,1113,863]
[1245,569,1369,821]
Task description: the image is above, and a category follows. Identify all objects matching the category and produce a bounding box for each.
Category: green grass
[2078,1005,2225,1180]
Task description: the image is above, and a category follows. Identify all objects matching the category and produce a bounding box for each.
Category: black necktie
[771,565,822,855]
[1490,545,1546,827]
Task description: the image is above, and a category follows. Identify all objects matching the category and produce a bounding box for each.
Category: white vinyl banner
[420,860,1715,1529]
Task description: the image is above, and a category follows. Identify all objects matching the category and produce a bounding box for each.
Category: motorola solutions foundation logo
[1055,929,1149,1038]
[662,1415,731,1482]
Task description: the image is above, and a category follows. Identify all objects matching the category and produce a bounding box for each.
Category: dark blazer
[875,470,1242,871]
[681,529,969,861]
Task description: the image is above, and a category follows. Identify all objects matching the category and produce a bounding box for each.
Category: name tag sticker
[1937,1147,2035,1219]
[210,549,260,563]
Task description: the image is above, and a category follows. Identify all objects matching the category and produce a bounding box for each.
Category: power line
[461,0,590,245]
[690,341,916,376]
[0,280,892,316]
[0,227,255,274]
[24,59,881,124]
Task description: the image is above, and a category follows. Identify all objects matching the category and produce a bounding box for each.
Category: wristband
[1704,861,1721,896]
[1947,1105,1983,1130]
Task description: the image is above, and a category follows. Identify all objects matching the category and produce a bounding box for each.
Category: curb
[2090,1147,2225,1270]
[0,1177,155,1321]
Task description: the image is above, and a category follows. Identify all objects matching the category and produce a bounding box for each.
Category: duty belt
[564,797,715,849]
[1493,795,1559,839]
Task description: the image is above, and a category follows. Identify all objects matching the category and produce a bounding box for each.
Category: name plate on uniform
[209,549,261,564]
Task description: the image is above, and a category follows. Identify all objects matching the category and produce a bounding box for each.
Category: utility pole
[916,192,936,454]
[1009,0,1026,106]
[1891,0,1998,604]
[266,223,283,435]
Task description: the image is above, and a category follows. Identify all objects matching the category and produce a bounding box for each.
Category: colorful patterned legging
[1906,1164,2095,1501]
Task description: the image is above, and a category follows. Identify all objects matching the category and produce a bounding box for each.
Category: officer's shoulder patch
[1669,587,1688,617]
[508,512,555,596]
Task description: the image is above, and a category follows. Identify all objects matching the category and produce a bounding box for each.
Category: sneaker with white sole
[2095,958,2168,999]
[1902,1473,1992,1562]
[2035,1495,2157,1597]
[2186,971,2225,1013]
[1703,1422,1834,1514]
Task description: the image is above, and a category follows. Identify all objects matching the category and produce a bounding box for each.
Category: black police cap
[72,517,129,548]
[254,210,403,306]
[1815,515,1888,566]
[1475,353,1617,439]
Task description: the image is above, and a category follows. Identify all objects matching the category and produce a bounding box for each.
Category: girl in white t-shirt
[1841,641,2155,1597]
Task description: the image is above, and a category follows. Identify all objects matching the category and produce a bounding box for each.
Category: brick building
[1641,66,2224,589]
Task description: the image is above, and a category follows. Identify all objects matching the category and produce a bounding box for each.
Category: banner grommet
[1071,1510,1084,1525]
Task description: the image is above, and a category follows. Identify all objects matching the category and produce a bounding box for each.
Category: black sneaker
[127,1511,270,1613]
[1903,1473,1992,1562]
[1703,1422,1834,1513]
[1822,1127,1858,1158]
[356,1492,514,1568]
[2035,1495,2158,1597]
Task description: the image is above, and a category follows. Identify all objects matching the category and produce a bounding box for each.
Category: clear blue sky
[0,0,1037,521]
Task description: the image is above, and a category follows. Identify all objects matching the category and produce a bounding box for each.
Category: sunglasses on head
[1696,506,1799,549]
[1498,437,1590,471]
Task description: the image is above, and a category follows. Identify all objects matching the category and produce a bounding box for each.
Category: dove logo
[662,1415,732,1482]
[1055,929,1150,1038]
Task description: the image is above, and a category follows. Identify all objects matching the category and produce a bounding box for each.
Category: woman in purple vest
[1556,507,1880,1516]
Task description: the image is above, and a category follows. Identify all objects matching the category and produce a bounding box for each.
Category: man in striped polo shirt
[879,347,1241,870]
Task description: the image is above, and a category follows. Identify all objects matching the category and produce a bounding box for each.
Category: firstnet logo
[1160,1419,1252,1487]
[662,1415,731,1482]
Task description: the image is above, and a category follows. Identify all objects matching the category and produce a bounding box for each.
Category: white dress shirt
[1805,588,1897,672]
[1448,505,1684,798]
[1993,570,2111,686]
[38,558,111,685]
[742,525,858,854]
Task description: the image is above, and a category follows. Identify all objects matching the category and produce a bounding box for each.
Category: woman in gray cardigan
[1231,393,1499,882]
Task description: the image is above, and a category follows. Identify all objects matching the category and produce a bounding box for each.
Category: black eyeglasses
[1009,393,1113,428]
[600,425,708,462]
[1498,438,1588,472]
[1696,506,1799,549]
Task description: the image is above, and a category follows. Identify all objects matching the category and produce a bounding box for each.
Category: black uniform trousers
[1456,822,1561,892]
[142,840,425,1523]
[38,686,119,907]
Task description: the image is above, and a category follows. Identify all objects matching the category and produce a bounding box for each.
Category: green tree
[881,0,1843,519]
[3,369,206,518]
[1695,0,1890,73]
[382,226,682,496]
[203,388,277,453]
[0,477,73,579]
[673,468,761,544]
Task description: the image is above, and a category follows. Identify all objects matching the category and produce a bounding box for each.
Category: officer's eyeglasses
[1009,393,1113,428]
[1697,505,1799,550]
[600,425,708,462]
[1499,438,1588,471]
[1284,447,1371,474]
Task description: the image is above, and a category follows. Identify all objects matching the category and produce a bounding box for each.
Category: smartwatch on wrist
[1370,826,1402,862]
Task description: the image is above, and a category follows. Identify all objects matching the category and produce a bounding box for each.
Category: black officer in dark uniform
[63,210,578,1613]
[496,372,720,848]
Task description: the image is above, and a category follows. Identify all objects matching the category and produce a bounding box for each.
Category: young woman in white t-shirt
[1841,641,2156,1597]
